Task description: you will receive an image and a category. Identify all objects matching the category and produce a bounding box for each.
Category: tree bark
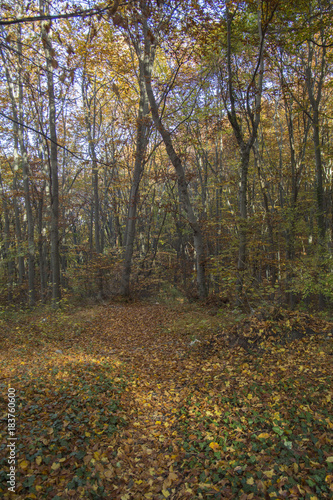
[12,172,25,285]
[40,3,61,306]
[82,74,101,254]
[82,73,104,298]
[119,57,150,296]
[0,169,14,301]
[304,29,327,308]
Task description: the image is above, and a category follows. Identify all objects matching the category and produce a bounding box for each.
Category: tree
[139,0,208,299]
[40,0,61,306]
[217,0,278,303]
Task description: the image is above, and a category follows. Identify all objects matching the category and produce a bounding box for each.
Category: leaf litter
[0,302,332,499]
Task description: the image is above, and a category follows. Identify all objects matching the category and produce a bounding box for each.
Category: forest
[0,1,333,499]
[1,0,333,309]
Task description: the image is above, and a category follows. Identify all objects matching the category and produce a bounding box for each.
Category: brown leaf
[51,59,59,69]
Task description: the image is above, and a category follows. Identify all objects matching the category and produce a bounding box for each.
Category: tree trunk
[12,173,25,285]
[119,59,150,297]
[304,33,326,309]
[221,2,269,305]
[0,169,14,301]
[82,73,103,298]
[17,29,35,306]
[40,6,61,306]
[0,28,35,305]
[142,26,207,299]
[236,147,251,298]
[82,74,101,254]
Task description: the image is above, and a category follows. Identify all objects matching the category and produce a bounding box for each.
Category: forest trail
[1,302,332,499]
[90,303,207,498]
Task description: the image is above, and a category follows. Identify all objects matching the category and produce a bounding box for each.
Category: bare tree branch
[0,1,121,26]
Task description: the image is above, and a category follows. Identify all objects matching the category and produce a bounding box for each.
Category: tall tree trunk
[40,3,61,306]
[0,169,14,301]
[253,138,275,282]
[17,28,35,306]
[221,1,271,304]
[12,173,25,285]
[119,59,150,297]
[304,30,327,308]
[141,21,207,299]
[237,147,251,298]
[82,74,101,254]
[82,73,103,297]
[312,112,325,241]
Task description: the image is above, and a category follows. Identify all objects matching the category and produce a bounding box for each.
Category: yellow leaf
[155,421,162,425]
[247,477,254,485]
[263,470,274,478]
[19,460,29,469]
[293,463,299,473]
[247,394,253,400]
[51,462,60,471]
[36,456,42,465]
[209,442,220,451]
[258,433,270,439]
[162,490,170,498]
[326,457,333,463]
[85,432,91,437]
[94,451,100,460]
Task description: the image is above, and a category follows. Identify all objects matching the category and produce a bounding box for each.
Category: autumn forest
[1,0,333,309]
[1,2,333,499]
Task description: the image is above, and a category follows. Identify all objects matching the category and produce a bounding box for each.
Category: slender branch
[0,111,111,167]
[0,1,121,26]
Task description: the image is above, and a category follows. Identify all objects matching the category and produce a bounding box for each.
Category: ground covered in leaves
[0,300,332,499]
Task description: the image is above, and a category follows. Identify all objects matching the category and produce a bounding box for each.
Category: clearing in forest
[0,302,332,499]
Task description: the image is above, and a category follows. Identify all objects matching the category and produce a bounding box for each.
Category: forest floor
[0,299,333,499]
